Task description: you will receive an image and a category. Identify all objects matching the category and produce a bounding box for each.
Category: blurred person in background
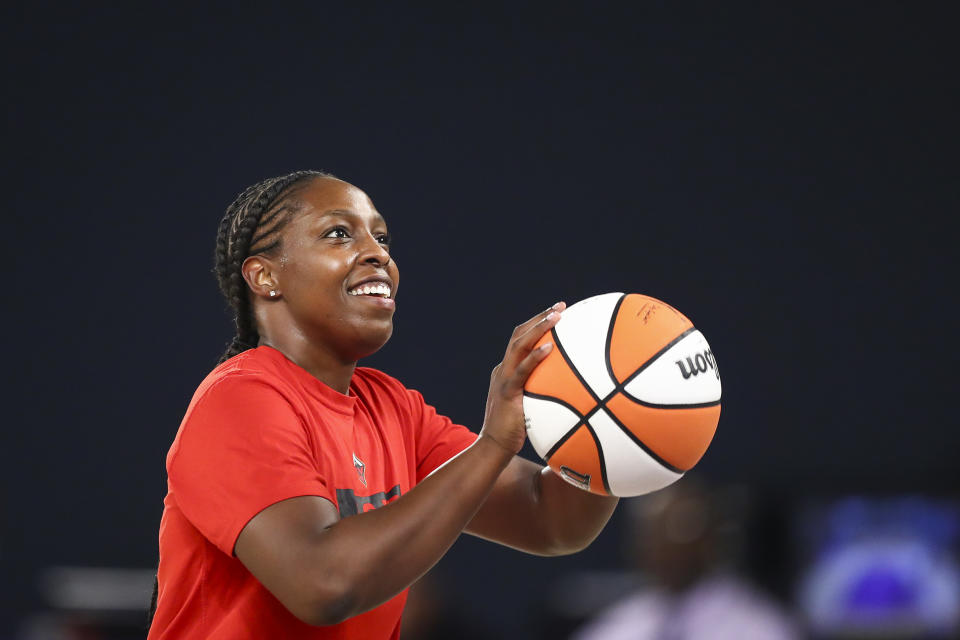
[572,477,800,640]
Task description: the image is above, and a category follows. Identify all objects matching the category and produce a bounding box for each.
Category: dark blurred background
[4,2,959,638]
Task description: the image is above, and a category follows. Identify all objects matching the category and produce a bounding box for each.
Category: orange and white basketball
[523,293,722,497]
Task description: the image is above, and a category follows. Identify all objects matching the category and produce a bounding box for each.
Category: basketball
[523,292,722,497]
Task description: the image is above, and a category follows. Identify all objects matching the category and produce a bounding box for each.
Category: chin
[350,325,394,361]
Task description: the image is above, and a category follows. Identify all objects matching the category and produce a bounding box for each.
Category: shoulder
[171,351,303,453]
[353,367,437,406]
[191,348,298,407]
[351,367,427,417]
[353,366,412,406]
[352,366,415,400]
[353,366,404,388]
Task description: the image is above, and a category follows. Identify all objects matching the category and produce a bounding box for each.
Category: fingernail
[546,312,557,321]
[539,342,553,352]
[552,302,563,310]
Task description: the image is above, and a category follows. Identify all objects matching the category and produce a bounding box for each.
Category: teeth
[348,282,392,297]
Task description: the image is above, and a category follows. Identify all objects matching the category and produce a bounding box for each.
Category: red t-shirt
[149,346,478,639]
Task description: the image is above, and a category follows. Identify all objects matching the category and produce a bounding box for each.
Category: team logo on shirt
[336,485,402,518]
[352,452,367,486]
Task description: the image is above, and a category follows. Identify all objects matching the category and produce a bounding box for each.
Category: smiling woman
[146,171,619,640]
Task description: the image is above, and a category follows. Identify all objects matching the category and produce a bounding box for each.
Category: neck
[258,334,357,395]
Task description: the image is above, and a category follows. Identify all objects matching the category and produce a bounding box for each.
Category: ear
[241,255,281,300]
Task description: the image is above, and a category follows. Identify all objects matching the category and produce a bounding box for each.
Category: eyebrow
[314,208,387,226]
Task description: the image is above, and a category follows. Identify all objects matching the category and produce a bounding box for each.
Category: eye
[375,233,392,247]
[324,226,350,239]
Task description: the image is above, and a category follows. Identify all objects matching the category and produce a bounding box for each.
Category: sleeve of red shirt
[167,373,335,556]
[404,387,479,483]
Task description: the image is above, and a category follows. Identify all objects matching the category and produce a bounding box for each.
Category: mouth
[346,278,393,299]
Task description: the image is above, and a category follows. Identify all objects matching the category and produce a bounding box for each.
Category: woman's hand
[235,303,564,625]
[480,301,566,455]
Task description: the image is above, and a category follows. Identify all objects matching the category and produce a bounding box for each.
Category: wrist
[475,433,517,466]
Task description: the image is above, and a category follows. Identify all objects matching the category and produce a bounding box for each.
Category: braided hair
[148,169,334,628]
[213,169,335,363]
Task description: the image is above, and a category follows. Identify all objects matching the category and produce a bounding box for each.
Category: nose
[358,230,391,267]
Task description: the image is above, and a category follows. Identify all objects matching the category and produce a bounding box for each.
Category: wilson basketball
[523,292,721,497]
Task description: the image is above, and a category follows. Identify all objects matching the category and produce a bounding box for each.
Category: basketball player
[147,171,619,639]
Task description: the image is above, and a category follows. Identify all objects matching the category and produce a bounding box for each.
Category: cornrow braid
[149,171,336,629]
[213,169,334,364]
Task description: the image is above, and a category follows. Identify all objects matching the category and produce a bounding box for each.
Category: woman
[148,170,618,639]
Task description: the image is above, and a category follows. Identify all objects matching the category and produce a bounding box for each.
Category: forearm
[239,304,566,625]
[534,466,619,553]
[465,456,618,556]
[311,435,512,622]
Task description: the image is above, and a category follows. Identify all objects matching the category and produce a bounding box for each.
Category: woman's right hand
[480,301,566,456]
[235,303,564,625]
